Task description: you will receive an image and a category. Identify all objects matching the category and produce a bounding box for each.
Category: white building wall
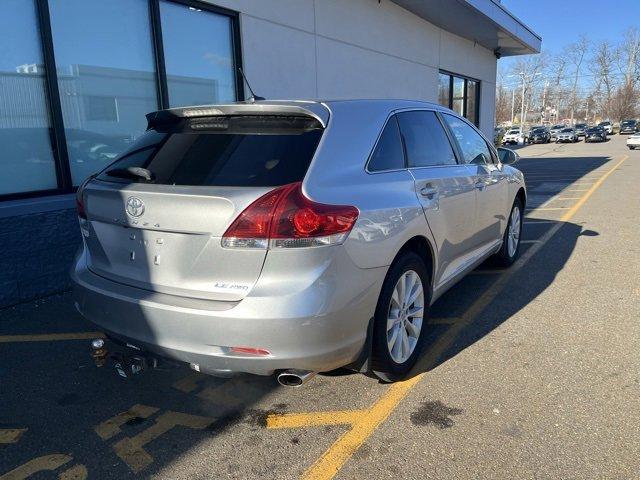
[206,0,497,136]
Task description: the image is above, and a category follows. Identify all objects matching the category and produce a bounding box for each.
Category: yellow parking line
[303,376,423,480]
[560,155,627,221]
[526,207,570,211]
[0,454,72,479]
[267,410,365,429]
[95,404,159,441]
[0,332,104,343]
[302,154,628,480]
[0,428,27,444]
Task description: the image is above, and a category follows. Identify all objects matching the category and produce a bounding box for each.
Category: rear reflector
[229,346,271,356]
[222,182,358,249]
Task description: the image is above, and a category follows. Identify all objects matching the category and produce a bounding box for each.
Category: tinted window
[443,114,492,165]
[97,116,323,187]
[368,116,405,172]
[396,111,457,168]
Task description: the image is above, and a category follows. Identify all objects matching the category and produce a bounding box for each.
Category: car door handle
[420,186,438,199]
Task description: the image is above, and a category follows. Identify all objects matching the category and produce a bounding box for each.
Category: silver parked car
[556,127,579,143]
[72,100,526,385]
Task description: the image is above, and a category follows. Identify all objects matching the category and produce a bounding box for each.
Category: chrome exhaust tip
[276,369,317,387]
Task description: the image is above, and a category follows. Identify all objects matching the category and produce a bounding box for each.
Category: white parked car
[502,129,526,145]
[627,133,640,150]
[598,121,614,135]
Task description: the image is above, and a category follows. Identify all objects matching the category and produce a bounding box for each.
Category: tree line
[496,28,640,125]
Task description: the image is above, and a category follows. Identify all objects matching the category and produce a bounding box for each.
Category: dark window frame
[438,70,481,128]
[1,0,244,201]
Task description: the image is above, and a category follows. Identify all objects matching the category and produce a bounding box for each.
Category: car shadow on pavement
[413,219,593,376]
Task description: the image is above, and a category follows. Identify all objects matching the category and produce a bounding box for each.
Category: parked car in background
[549,124,566,141]
[502,128,526,145]
[626,133,640,149]
[585,127,607,143]
[71,99,527,384]
[619,119,638,134]
[574,123,588,137]
[598,121,614,134]
[556,128,578,143]
[528,127,551,144]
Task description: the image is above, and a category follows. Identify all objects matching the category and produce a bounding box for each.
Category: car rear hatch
[78,103,328,302]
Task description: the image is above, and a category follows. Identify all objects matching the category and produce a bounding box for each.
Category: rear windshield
[96,115,323,187]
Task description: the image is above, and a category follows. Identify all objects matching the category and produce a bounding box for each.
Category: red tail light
[76,191,87,219]
[222,182,358,249]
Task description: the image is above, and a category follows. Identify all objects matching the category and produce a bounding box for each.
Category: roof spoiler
[146,103,329,130]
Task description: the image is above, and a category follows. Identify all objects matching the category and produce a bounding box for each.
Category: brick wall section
[0,208,80,308]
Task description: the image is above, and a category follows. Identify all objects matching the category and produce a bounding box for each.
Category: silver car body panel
[72,99,525,376]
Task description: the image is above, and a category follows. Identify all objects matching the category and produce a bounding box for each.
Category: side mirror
[497,147,520,165]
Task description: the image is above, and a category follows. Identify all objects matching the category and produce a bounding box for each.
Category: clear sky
[499,0,640,71]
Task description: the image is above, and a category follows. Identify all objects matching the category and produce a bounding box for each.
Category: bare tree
[590,41,616,119]
[565,36,590,124]
[495,82,512,124]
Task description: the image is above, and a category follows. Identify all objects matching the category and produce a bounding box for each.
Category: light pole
[508,72,541,134]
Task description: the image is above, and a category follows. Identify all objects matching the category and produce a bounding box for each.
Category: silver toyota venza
[72,100,525,385]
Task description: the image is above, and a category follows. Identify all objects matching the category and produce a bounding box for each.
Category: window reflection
[49,0,158,185]
[438,73,450,108]
[160,0,237,107]
[0,0,57,195]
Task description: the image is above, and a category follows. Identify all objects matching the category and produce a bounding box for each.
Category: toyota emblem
[125,197,145,217]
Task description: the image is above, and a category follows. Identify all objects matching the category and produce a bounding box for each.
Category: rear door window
[96,115,323,187]
[396,111,457,168]
[367,116,405,172]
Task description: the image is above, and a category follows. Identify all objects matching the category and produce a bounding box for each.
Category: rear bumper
[71,250,383,376]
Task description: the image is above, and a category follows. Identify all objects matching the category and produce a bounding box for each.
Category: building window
[0,0,58,195]
[49,0,157,185]
[160,1,237,107]
[0,0,242,199]
[437,71,480,127]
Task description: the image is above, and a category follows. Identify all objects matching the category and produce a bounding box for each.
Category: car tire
[371,251,431,382]
[493,197,523,268]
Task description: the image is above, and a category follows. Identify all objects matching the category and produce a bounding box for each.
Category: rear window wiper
[105,166,155,182]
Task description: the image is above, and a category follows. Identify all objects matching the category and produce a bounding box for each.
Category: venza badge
[125,197,145,217]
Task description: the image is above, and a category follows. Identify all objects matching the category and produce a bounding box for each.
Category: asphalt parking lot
[1,134,638,480]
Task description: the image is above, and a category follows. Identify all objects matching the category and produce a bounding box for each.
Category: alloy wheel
[507,205,521,258]
[386,270,424,363]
